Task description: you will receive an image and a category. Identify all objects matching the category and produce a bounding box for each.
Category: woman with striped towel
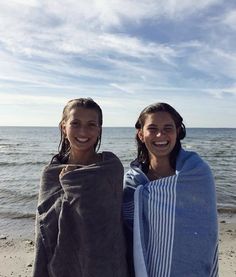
[123,102,218,277]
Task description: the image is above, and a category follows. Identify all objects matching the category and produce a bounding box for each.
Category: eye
[164,126,174,133]
[87,122,99,128]
[147,126,158,132]
[70,121,79,127]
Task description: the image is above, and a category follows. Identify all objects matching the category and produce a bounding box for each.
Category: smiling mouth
[75,137,89,143]
[153,141,169,146]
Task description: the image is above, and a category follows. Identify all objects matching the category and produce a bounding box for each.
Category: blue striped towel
[123,148,219,277]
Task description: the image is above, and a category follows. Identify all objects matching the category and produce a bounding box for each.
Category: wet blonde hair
[57,98,103,161]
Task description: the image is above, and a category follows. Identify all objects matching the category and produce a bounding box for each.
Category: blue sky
[0,0,235,127]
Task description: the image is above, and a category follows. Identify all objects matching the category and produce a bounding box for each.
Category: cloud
[0,0,235,128]
[0,0,225,58]
[0,0,227,82]
[40,0,224,28]
[207,87,236,98]
[187,45,236,81]
[0,92,67,105]
[222,9,236,30]
[110,83,135,94]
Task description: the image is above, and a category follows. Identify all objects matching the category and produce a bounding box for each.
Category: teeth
[76,137,89,143]
[154,141,168,146]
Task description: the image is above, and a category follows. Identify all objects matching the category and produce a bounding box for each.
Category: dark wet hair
[135,102,186,170]
[56,98,103,162]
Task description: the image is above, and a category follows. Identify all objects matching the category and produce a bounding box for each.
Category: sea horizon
[0,126,236,129]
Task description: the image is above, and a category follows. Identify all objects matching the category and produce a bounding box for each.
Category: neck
[148,156,175,180]
[68,150,99,165]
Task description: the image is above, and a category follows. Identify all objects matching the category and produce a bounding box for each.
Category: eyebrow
[70,118,98,122]
[164,124,175,127]
[87,120,99,124]
[147,123,175,127]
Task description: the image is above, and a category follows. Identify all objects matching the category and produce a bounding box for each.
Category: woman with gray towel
[33,98,129,277]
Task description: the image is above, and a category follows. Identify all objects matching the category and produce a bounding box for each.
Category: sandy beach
[0,220,235,277]
[218,221,236,276]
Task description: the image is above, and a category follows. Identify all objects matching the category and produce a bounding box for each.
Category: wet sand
[0,220,235,276]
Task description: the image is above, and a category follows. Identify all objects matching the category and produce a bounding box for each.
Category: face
[62,107,101,155]
[138,111,178,160]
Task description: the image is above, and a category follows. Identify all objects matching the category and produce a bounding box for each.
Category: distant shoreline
[0,126,236,129]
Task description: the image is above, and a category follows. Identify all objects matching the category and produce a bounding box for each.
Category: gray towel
[33,151,129,277]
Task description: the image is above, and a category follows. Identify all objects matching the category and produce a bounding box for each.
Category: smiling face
[138,111,178,161]
[62,107,101,157]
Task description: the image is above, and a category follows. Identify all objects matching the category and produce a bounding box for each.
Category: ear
[61,122,67,138]
[176,126,181,137]
[137,129,144,143]
[99,126,102,135]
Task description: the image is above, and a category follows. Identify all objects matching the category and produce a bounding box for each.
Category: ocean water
[0,127,235,238]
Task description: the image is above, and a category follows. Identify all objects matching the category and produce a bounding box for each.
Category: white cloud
[159,0,222,18]
[0,0,235,127]
[100,34,178,63]
[40,0,224,28]
[6,0,39,7]
[207,87,236,98]
[177,41,236,81]
[0,92,67,105]
[0,0,225,58]
[222,9,236,30]
[110,83,135,94]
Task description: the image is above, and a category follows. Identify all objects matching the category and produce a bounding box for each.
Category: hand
[59,165,77,178]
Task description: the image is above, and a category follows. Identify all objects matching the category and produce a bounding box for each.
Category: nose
[77,125,88,135]
[155,129,165,137]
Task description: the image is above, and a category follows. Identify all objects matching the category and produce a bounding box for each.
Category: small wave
[3,152,30,156]
[1,177,39,183]
[0,188,38,201]
[0,211,35,220]
[218,207,236,214]
[0,161,47,166]
[0,143,23,147]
